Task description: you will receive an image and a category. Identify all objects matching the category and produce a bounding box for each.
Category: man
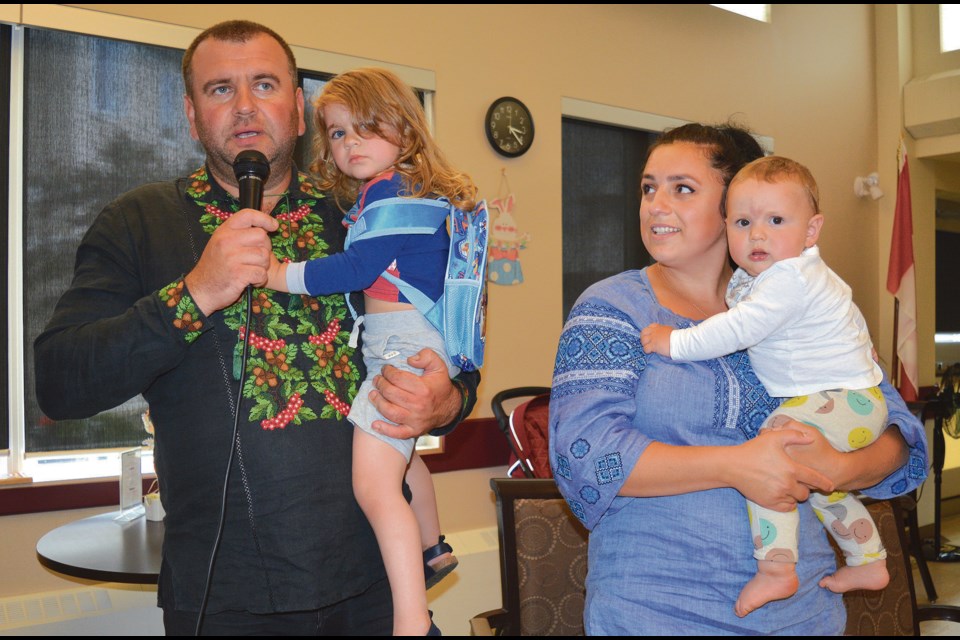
[34,20,477,635]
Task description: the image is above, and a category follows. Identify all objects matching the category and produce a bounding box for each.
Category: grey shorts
[349,309,460,461]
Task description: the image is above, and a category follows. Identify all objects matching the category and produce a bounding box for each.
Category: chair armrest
[470,609,508,636]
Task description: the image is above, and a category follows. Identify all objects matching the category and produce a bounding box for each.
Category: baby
[640,156,891,617]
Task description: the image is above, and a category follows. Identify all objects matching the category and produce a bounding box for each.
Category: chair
[905,400,939,602]
[470,480,960,636]
[491,387,552,479]
[470,478,587,636]
[839,496,960,635]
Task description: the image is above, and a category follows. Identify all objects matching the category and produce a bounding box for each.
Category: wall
[875,6,960,524]
[65,3,886,416]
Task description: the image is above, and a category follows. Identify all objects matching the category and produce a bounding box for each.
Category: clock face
[485,97,534,157]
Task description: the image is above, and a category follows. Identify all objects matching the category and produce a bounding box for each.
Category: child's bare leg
[353,428,431,635]
[819,560,889,593]
[734,560,800,618]
[407,453,441,548]
[408,453,458,588]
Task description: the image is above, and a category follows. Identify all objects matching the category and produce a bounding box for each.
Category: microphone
[232,149,271,211]
[232,150,271,296]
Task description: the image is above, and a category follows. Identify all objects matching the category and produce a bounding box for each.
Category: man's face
[184,33,305,194]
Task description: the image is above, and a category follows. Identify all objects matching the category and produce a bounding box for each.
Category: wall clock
[485,97,534,158]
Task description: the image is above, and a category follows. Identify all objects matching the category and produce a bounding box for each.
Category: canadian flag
[886,140,918,401]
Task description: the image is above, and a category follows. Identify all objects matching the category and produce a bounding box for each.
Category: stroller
[491,387,552,479]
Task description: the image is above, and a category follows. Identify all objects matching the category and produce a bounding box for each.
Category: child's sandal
[423,534,459,590]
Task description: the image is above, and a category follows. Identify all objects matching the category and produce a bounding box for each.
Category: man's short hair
[182,20,298,98]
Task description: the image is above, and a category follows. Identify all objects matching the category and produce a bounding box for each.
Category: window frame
[1,6,444,496]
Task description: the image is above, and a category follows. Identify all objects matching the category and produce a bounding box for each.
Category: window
[22,27,203,457]
[296,73,333,172]
[561,117,655,321]
[2,12,439,486]
[942,4,960,52]
[0,24,10,455]
[710,4,770,23]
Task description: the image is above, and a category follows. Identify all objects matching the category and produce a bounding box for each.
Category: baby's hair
[729,155,820,217]
[310,67,477,212]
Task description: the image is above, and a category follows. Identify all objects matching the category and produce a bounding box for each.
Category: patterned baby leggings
[747,387,888,567]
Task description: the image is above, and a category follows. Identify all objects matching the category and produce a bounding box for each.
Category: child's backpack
[346,197,489,372]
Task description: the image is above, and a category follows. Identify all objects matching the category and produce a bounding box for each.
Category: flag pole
[891,298,900,389]
[890,138,901,390]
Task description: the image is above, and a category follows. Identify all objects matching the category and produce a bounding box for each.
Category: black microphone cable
[194,286,254,636]
[194,151,270,636]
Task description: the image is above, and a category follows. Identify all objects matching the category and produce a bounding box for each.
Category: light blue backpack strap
[378,271,444,332]
[341,220,365,323]
[348,197,451,335]
[350,197,449,241]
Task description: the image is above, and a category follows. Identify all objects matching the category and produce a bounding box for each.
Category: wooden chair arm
[470,609,508,636]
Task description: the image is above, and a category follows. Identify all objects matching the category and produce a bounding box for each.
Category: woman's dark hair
[644,121,765,189]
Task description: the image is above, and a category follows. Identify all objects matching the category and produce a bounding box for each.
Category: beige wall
[67,3,893,414]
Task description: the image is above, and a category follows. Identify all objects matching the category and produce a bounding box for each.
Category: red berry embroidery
[308,319,341,346]
[205,204,232,221]
[261,393,304,430]
[238,326,286,352]
[323,389,351,417]
[276,204,311,222]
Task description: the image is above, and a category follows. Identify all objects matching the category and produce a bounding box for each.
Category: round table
[36,511,163,584]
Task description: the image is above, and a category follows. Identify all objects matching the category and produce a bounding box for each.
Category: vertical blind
[561,117,656,322]
[21,28,204,452]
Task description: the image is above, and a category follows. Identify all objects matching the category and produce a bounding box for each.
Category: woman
[550,123,927,635]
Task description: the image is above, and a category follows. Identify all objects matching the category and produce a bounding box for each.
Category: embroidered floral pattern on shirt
[568,499,586,522]
[570,438,590,459]
[711,349,782,440]
[908,454,925,480]
[160,278,204,343]
[179,166,360,430]
[595,452,623,485]
[553,302,646,399]
[579,485,600,505]
[555,453,572,480]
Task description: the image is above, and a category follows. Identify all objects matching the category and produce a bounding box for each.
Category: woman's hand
[773,418,908,492]
[621,428,835,508]
[727,428,836,512]
[767,419,843,479]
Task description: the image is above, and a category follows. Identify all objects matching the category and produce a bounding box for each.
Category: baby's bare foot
[819,560,889,593]
[735,560,799,618]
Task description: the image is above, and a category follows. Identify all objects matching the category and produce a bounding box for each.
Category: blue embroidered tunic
[550,268,927,635]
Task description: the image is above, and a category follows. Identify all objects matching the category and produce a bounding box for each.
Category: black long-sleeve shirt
[34,166,478,614]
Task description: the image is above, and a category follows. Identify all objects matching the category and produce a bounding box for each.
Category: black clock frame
[485,96,534,158]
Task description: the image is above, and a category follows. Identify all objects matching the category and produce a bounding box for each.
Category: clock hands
[487,98,533,157]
